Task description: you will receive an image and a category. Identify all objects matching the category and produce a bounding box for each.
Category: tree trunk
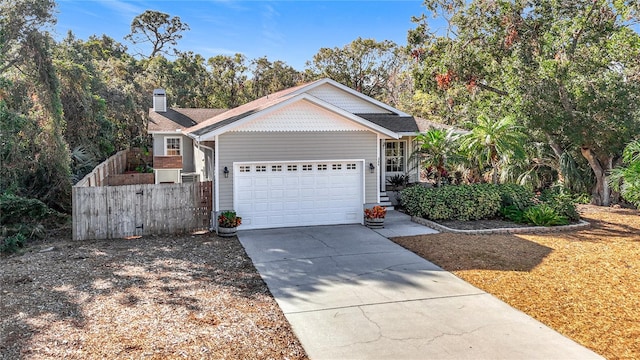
[545,135,569,185]
[580,147,612,206]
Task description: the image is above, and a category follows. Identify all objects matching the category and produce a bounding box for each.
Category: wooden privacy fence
[75,149,128,187]
[72,181,212,240]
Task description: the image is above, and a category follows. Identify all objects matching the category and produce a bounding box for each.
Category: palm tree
[609,139,640,209]
[414,128,461,186]
[460,114,527,184]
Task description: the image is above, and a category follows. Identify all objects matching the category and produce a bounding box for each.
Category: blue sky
[55,0,432,70]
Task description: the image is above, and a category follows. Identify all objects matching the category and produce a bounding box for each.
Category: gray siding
[218,131,378,209]
[152,134,194,172]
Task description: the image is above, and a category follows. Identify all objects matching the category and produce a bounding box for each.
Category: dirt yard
[392,205,640,360]
[0,233,307,359]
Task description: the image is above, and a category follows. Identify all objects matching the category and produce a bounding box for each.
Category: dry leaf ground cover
[0,233,307,359]
[392,205,640,360]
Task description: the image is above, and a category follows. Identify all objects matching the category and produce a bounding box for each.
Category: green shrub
[399,185,432,217]
[1,233,26,253]
[500,205,527,223]
[0,193,65,253]
[497,183,535,211]
[0,193,52,224]
[539,186,580,221]
[401,183,502,221]
[523,204,569,226]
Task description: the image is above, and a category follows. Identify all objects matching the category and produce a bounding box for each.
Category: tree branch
[476,81,509,96]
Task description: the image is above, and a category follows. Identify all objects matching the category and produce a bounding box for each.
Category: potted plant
[364,205,386,229]
[217,210,242,237]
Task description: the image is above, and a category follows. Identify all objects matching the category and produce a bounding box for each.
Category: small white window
[165,137,181,156]
[302,164,313,171]
[317,164,327,171]
[347,163,356,170]
[332,164,342,170]
[256,165,267,172]
[271,165,282,172]
[239,165,251,172]
[287,165,298,171]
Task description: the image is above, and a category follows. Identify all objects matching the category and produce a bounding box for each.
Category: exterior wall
[153,156,182,169]
[307,83,391,114]
[107,173,154,186]
[152,134,194,172]
[217,131,378,210]
[155,169,181,184]
[194,144,206,178]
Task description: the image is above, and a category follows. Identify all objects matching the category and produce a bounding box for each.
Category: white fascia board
[295,78,411,117]
[398,132,421,137]
[191,93,399,141]
[148,130,183,135]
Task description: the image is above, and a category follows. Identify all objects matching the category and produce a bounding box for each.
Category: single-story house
[148,78,432,230]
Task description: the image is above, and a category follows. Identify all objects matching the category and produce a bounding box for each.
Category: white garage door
[234,161,364,230]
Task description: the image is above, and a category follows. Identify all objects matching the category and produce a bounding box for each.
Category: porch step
[379,192,394,210]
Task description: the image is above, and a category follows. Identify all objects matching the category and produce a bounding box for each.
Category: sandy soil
[392,204,640,360]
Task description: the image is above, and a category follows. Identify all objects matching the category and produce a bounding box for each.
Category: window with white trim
[271,165,282,172]
[239,165,251,172]
[317,164,327,171]
[287,165,298,171]
[347,163,357,170]
[332,164,342,170]
[256,165,267,172]
[302,164,313,171]
[165,137,181,156]
[385,140,406,172]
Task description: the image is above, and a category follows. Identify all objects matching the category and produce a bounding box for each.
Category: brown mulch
[437,218,531,230]
[0,233,308,359]
[392,204,640,360]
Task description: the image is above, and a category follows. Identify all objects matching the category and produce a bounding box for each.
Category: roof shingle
[148,108,228,132]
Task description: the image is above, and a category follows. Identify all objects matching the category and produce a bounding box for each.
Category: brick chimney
[153,89,166,112]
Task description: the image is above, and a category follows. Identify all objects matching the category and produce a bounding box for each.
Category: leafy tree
[167,51,212,107]
[409,0,640,205]
[1,0,72,210]
[55,32,112,156]
[208,54,248,108]
[124,10,189,58]
[248,57,302,99]
[305,37,405,101]
[0,0,56,73]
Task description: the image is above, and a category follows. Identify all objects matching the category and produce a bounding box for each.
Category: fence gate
[106,186,145,238]
[73,181,213,240]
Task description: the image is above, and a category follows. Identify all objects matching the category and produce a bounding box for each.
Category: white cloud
[95,0,145,20]
[260,3,284,47]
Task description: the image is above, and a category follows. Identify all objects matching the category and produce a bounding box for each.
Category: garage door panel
[315,176,330,186]
[270,177,285,186]
[284,201,299,210]
[253,190,268,200]
[235,161,363,230]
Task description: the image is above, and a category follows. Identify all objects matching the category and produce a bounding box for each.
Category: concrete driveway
[237,219,603,359]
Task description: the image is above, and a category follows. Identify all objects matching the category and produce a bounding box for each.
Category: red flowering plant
[364,205,387,219]
[218,210,242,228]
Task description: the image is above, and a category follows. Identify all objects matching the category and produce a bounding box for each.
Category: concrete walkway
[237,213,603,359]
